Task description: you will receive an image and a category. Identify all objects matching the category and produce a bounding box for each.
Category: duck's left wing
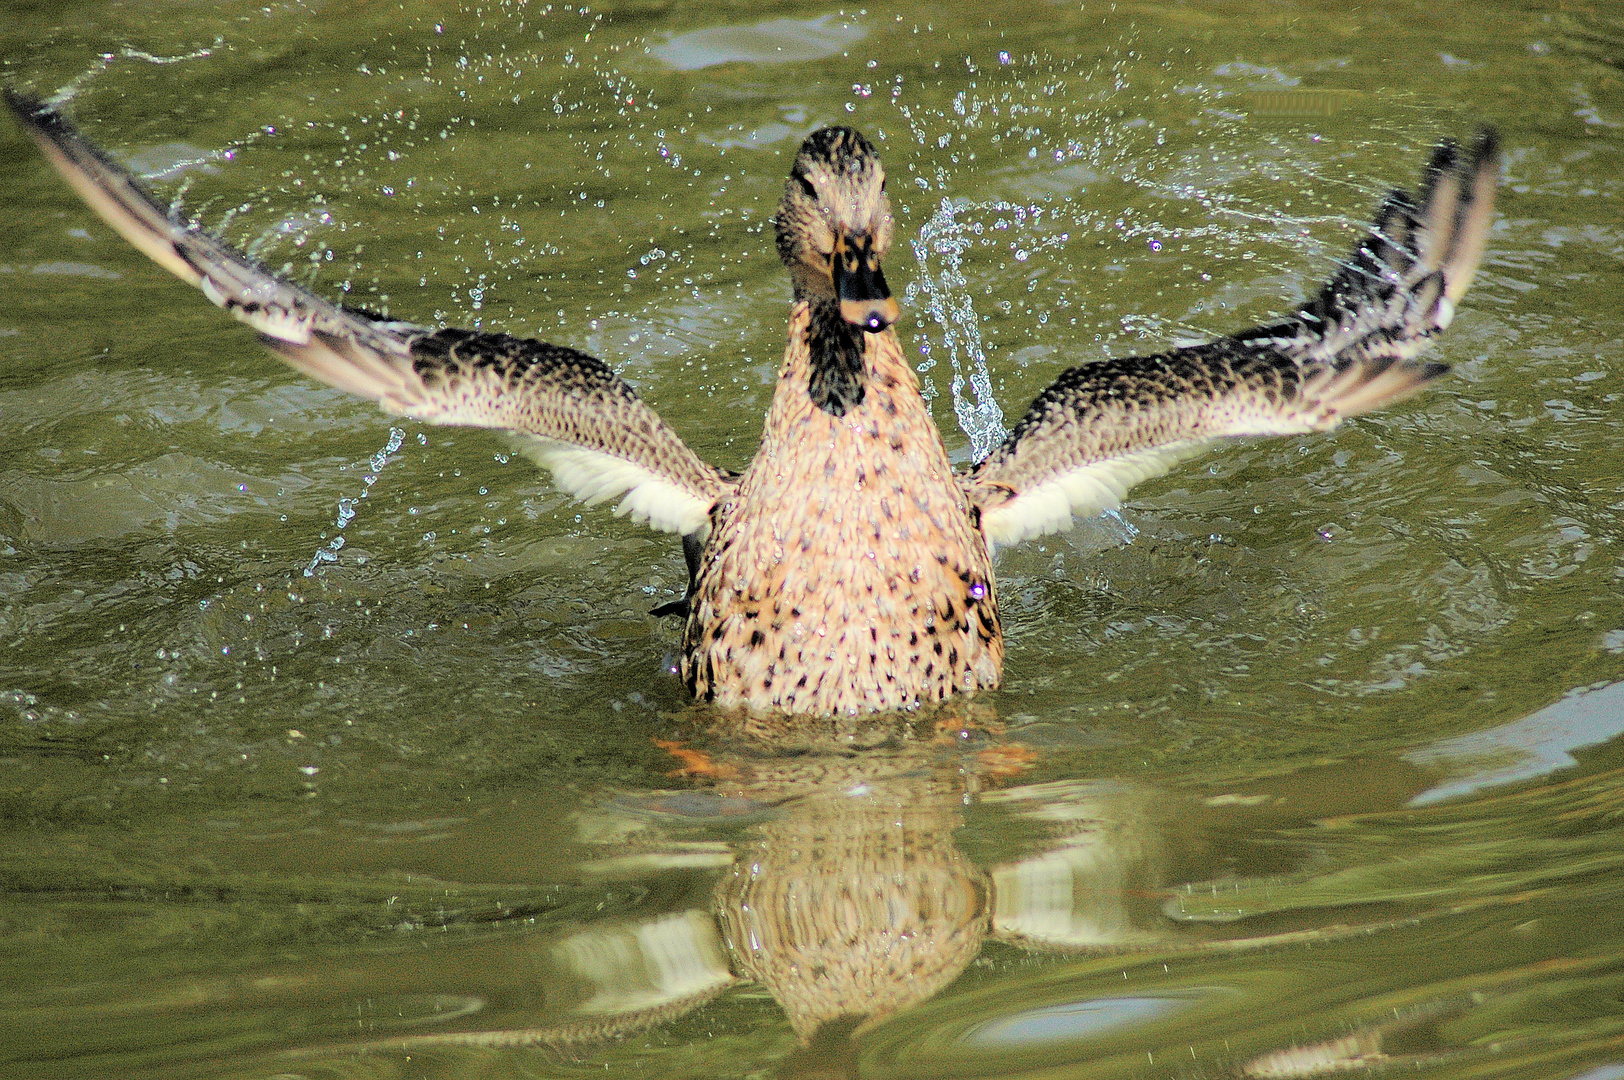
[6,89,729,536]
[967,129,1498,550]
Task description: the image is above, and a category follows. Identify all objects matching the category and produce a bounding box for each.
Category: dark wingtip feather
[4,88,71,139]
[4,87,138,189]
[1422,126,1497,191]
[2,86,41,116]
[4,87,55,135]
[1421,137,1461,192]
[1471,126,1501,169]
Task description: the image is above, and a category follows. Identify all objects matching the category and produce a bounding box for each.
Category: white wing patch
[979,443,1206,550]
[508,434,712,536]
[977,399,1344,549]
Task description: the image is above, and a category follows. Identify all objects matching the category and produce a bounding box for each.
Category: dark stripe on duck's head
[775,126,897,323]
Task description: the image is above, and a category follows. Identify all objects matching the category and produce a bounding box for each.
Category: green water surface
[2,2,1623,1077]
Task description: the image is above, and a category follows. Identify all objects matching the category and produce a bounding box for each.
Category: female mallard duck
[5,92,1499,716]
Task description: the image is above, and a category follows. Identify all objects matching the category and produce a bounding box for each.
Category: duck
[5,90,1500,717]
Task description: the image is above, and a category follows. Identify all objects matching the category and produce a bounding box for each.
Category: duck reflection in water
[366,719,1171,1076]
[335,722,1478,1078]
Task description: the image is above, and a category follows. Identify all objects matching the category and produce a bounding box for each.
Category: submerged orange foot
[652,738,739,779]
[975,743,1038,778]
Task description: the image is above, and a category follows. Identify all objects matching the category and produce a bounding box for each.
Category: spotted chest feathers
[683,303,1003,715]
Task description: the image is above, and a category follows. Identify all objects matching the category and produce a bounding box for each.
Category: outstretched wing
[968,129,1500,549]
[6,90,730,536]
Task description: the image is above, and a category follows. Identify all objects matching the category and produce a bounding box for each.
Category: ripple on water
[651,15,867,71]
[958,992,1201,1048]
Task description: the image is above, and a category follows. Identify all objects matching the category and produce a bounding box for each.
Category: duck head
[775,127,899,335]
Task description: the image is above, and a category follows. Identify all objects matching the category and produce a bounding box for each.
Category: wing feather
[970,129,1499,550]
[7,89,729,535]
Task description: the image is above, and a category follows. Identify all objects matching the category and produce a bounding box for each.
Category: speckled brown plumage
[683,301,1002,714]
[398,327,730,513]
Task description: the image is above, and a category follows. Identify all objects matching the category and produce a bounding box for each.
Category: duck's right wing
[6,89,730,536]
[967,129,1499,550]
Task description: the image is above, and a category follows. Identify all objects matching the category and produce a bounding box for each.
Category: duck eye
[794,172,817,200]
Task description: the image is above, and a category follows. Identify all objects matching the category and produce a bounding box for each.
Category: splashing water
[908,198,1008,461]
[303,427,406,577]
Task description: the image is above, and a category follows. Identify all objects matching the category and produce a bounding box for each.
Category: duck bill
[833,236,900,333]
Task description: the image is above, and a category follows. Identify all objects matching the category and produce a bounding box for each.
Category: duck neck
[763,301,937,454]
[802,297,867,416]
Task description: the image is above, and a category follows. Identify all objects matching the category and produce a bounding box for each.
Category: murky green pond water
[3,1,1623,1077]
